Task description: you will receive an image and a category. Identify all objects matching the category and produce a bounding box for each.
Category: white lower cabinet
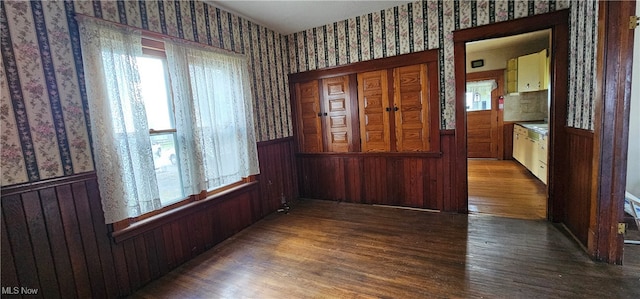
[533,135,548,184]
[513,125,528,164]
[513,124,548,184]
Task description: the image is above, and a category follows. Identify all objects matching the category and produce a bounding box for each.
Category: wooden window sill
[111,181,258,244]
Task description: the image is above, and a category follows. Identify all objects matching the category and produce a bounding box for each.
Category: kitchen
[465,29,551,220]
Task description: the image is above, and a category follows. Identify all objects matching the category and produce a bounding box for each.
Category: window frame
[112,35,256,231]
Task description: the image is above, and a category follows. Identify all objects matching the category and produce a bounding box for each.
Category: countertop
[517,122,549,136]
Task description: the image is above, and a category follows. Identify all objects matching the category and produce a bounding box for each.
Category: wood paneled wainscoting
[256,137,299,216]
[558,128,594,248]
[0,137,297,298]
[296,131,461,212]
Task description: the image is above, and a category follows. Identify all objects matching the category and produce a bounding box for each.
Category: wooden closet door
[394,64,430,152]
[358,70,391,152]
[295,81,323,152]
[322,76,352,152]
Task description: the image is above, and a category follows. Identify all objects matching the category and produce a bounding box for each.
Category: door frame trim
[590,0,635,265]
[452,10,569,219]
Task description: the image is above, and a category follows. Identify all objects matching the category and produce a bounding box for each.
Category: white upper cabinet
[516,49,548,92]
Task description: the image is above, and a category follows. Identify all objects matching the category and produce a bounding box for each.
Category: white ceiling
[465,29,551,53]
[209,0,413,35]
[208,1,549,53]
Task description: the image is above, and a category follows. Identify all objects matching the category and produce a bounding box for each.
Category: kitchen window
[78,18,259,225]
[466,80,497,111]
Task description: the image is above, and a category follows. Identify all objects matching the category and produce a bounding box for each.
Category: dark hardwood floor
[468,159,547,220]
[129,199,640,298]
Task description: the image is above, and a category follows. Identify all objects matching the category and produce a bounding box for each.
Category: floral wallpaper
[0,0,601,186]
[567,0,598,129]
[286,0,597,131]
[1,0,291,185]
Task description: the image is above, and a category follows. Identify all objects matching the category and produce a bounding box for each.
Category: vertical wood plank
[421,158,430,208]
[85,179,119,299]
[210,203,224,245]
[1,211,20,293]
[414,158,424,207]
[22,191,60,298]
[380,157,388,204]
[111,243,131,296]
[179,217,193,262]
[123,239,140,290]
[201,208,214,249]
[217,202,231,240]
[345,157,360,202]
[153,227,169,275]
[134,236,151,285]
[372,157,380,204]
[402,158,411,206]
[170,222,184,264]
[387,158,400,205]
[299,157,309,197]
[263,145,273,210]
[275,144,285,206]
[70,182,106,297]
[153,227,169,277]
[442,134,453,211]
[290,139,300,198]
[429,156,439,209]
[362,158,372,204]
[300,157,309,197]
[335,157,346,201]
[312,157,321,198]
[3,194,41,295]
[143,231,160,280]
[56,185,92,298]
[194,211,206,254]
[186,214,198,256]
[162,224,176,270]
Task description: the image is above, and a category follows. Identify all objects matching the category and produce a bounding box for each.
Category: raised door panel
[394,64,430,152]
[295,81,323,152]
[358,70,390,152]
[322,76,352,152]
[467,110,495,158]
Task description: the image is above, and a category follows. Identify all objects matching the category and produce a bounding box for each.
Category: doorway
[453,10,570,225]
[465,70,502,159]
[464,31,551,220]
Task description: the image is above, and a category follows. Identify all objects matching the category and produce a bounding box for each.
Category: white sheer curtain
[466,79,497,95]
[165,41,259,193]
[78,18,161,223]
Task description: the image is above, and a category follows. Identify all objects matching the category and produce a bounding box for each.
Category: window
[78,19,259,225]
[466,80,497,111]
[137,56,184,206]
